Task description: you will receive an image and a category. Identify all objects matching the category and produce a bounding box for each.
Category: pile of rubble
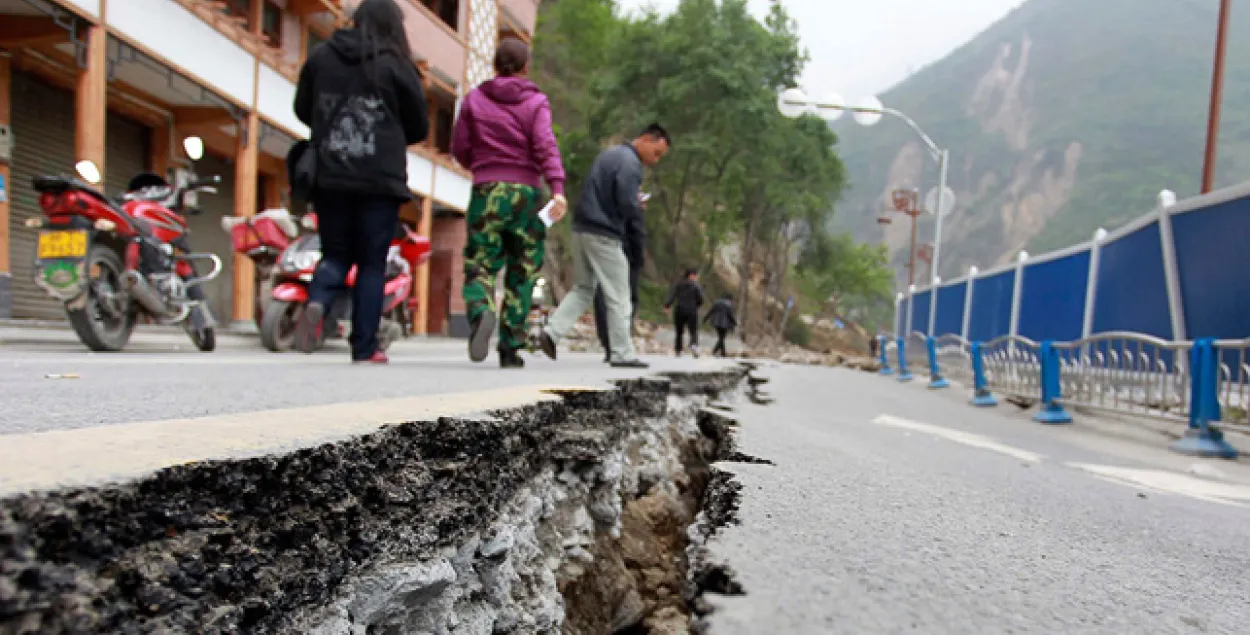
[560,316,881,372]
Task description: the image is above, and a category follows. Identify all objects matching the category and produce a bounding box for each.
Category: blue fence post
[1033,340,1072,424]
[897,337,914,382]
[970,342,997,407]
[926,337,949,389]
[1171,338,1238,459]
[878,336,894,375]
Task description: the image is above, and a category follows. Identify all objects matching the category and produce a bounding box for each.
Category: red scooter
[22,136,223,352]
[258,213,431,352]
[221,207,301,329]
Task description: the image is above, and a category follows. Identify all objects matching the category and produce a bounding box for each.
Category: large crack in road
[1,365,769,634]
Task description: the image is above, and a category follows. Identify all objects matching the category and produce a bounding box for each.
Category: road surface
[707,363,1250,634]
[0,325,727,435]
[4,325,1249,633]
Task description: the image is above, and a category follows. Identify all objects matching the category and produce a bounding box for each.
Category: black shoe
[499,348,525,369]
[538,331,558,360]
[469,311,497,363]
[295,302,325,354]
[610,359,649,369]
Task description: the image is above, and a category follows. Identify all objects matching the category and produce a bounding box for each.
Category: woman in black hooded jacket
[292,0,428,364]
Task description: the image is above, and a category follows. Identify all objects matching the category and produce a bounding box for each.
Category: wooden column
[415,193,434,335]
[231,54,261,325]
[75,25,108,178]
[0,55,11,278]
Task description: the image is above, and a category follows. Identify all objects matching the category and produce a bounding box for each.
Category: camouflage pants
[462,182,546,352]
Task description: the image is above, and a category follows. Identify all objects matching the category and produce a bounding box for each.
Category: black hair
[685,267,698,278]
[494,38,530,77]
[352,0,414,86]
[639,123,672,146]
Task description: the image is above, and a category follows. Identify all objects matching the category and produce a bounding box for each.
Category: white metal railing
[1052,333,1191,422]
[981,335,1041,400]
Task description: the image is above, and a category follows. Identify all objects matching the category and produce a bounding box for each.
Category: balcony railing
[177,0,300,80]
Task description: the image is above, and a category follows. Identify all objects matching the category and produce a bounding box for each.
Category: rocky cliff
[832,0,1250,283]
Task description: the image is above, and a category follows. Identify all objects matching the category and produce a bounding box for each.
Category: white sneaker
[691,345,700,359]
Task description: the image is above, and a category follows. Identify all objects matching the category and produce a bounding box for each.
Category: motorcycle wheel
[260,299,303,352]
[187,325,216,352]
[67,244,136,352]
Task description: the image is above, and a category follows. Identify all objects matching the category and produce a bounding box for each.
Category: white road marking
[1066,463,1250,508]
[872,414,1045,464]
[0,384,594,496]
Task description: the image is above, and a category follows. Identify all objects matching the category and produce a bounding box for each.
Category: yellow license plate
[36,230,89,260]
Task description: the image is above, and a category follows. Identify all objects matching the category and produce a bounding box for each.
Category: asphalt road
[7,325,1250,633]
[0,325,729,435]
[707,363,1250,634]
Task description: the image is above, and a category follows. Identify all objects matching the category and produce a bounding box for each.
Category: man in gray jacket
[538,124,671,368]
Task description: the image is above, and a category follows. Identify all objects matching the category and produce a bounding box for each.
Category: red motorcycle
[258,214,431,352]
[22,136,223,352]
[221,207,302,329]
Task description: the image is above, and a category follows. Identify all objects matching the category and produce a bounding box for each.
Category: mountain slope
[831,0,1250,282]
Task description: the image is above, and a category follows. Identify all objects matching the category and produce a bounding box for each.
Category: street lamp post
[778,88,953,314]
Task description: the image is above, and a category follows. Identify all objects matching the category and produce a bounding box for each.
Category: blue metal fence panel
[968,269,1015,342]
[910,290,931,334]
[934,283,966,337]
[1017,250,1090,342]
[1091,220,1171,339]
[1172,194,1250,339]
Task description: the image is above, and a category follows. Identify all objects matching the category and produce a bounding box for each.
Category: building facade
[0,0,539,335]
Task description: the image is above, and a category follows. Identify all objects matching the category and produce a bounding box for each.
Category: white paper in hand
[538,199,556,227]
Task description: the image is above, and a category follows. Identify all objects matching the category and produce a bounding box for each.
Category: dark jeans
[713,327,729,357]
[308,190,400,360]
[674,310,698,353]
[595,267,640,354]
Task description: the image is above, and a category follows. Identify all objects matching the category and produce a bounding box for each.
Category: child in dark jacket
[703,295,738,357]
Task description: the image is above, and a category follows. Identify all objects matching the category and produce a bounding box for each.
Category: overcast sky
[616,0,1025,100]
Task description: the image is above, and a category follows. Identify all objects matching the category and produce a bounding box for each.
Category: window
[435,106,454,155]
[262,1,282,47]
[223,0,252,28]
[422,0,460,31]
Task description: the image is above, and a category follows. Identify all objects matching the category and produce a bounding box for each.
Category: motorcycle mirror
[183,136,205,161]
[75,160,102,185]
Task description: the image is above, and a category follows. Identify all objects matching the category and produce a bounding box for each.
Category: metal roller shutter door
[185,152,237,323]
[104,113,150,213]
[9,72,77,319]
[9,73,151,320]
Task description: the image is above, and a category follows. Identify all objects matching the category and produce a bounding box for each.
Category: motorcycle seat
[32,175,73,193]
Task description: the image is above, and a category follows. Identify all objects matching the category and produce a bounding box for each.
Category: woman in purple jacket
[452,37,567,368]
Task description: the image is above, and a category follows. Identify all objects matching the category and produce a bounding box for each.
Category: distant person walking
[593,190,646,363]
[452,37,567,368]
[665,268,704,357]
[538,124,672,368]
[703,294,738,357]
[292,0,429,364]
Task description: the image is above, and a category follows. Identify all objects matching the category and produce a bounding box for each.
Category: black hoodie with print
[294,28,429,200]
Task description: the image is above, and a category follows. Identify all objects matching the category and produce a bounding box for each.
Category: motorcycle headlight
[281,247,321,273]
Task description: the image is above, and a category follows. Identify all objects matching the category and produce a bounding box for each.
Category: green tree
[530,0,855,342]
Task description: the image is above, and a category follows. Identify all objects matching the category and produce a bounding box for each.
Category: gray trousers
[545,232,638,362]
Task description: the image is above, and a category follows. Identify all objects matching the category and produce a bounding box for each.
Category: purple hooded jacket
[451,77,565,196]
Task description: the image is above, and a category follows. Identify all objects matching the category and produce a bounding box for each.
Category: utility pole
[880,188,923,287]
[1202,0,1232,194]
